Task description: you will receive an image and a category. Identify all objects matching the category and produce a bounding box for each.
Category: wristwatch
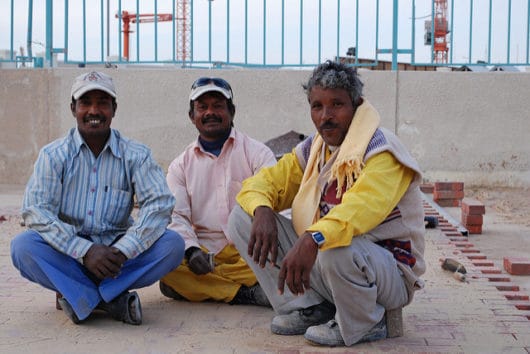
[311,231,325,247]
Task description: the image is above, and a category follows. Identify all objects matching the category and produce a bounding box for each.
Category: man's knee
[156,229,185,262]
[228,205,252,242]
[10,230,41,268]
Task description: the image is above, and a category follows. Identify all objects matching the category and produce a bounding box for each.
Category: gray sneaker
[304,316,388,347]
[271,300,335,335]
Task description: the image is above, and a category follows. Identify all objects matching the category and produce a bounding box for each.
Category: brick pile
[461,198,486,234]
[433,182,464,207]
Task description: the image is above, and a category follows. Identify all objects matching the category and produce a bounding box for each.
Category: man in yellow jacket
[228,61,426,347]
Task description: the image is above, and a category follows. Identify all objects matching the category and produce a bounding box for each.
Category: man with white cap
[159,77,276,306]
[10,71,185,325]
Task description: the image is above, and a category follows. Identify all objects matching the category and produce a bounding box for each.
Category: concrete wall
[1,68,529,187]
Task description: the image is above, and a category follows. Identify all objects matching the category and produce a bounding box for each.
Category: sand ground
[1,184,529,353]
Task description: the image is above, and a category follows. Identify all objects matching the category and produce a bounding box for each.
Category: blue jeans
[11,229,184,320]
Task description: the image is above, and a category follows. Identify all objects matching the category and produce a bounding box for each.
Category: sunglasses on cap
[191,77,233,97]
[192,77,232,91]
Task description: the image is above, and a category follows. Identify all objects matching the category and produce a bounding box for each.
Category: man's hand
[277,232,318,296]
[249,206,279,268]
[187,248,213,275]
[83,244,127,280]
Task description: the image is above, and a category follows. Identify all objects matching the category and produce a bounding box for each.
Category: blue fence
[1,0,529,69]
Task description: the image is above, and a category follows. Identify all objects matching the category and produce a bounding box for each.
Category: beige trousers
[228,205,409,346]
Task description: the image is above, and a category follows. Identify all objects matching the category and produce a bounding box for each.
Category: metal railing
[1,0,529,70]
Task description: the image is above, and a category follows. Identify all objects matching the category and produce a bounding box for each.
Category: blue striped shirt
[22,128,175,260]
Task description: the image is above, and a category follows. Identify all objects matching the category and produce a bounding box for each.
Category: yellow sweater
[236,150,414,250]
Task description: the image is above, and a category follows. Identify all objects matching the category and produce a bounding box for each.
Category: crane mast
[176,0,191,64]
[117,0,191,63]
[433,0,449,63]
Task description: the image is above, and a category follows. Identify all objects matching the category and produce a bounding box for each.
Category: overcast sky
[1,0,528,66]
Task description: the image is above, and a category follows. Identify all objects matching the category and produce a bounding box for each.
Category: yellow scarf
[291,99,381,235]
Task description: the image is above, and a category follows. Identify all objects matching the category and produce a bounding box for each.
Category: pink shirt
[167,129,276,254]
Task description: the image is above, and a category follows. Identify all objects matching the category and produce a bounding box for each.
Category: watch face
[312,232,325,245]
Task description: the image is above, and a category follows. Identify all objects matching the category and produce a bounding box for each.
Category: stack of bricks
[461,198,486,234]
[433,182,464,207]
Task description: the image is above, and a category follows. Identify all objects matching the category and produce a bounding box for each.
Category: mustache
[319,122,337,130]
[202,115,222,123]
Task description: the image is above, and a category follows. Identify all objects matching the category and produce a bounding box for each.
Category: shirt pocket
[103,187,133,227]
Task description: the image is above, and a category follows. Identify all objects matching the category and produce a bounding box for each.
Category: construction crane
[433,0,449,63]
[176,0,191,63]
[116,0,190,63]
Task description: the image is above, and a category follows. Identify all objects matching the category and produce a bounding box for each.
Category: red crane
[433,0,449,63]
[116,11,173,61]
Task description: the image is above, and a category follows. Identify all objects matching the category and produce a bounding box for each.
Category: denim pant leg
[10,230,101,320]
[98,229,185,302]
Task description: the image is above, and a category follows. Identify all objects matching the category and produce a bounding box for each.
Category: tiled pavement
[0,185,529,353]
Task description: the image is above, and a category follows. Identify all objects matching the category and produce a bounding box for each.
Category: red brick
[471,274,511,282]
[461,212,483,225]
[452,242,474,248]
[472,260,494,267]
[433,190,465,200]
[491,283,520,291]
[514,302,530,310]
[434,198,461,207]
[420,183,434,193]
[467,254,487,260]
[460,248,481,253]
[465,224,482,234]
[504,257,530,275]
[434,181,464,191]
[446,232,464,237]
[461,198,486,215]
[479,267,502,274]
[504,292,530,301]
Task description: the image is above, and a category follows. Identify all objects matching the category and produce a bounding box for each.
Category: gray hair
[303,60,364,106]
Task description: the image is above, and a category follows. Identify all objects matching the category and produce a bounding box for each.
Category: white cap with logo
[71,71,117,100]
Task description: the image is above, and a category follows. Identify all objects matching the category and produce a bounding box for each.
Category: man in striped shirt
[10,71,185,325]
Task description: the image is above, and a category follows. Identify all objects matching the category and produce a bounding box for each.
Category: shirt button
[93,168,97,173]
[90,188,95,192]
[88,211,93,216]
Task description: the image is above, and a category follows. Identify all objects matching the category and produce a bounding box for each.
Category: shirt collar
[72,128,121,158]
[193,128,236,153]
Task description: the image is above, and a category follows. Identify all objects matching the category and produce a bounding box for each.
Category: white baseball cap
[71,71,117,100]
[189,77,233,101]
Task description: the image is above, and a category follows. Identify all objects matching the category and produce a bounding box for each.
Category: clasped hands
[83,244,127,280]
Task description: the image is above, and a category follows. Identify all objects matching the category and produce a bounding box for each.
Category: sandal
[57,297,82,324]
[98,291,142,325]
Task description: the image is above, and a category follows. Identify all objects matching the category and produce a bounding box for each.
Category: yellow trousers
[161,244,257,302]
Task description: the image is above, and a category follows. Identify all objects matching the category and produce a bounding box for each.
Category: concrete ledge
[1,69,529,187]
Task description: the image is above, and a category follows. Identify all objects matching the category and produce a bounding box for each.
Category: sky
[1,0,528,67]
